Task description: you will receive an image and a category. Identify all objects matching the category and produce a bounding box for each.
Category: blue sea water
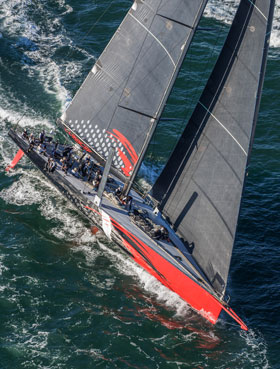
[0,1,279,368]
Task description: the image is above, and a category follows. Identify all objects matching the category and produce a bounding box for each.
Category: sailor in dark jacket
[39,130,45,144]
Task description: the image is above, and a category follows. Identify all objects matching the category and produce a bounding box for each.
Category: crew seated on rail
[27,133,35,152]
[122,195,133,212]
[93,178,100,191]
[38,143,47,156]
[62,161,70,175]
[39,130,45,144]
[52,141,59,157]
[22,129,29,140]
[114,186,122,198]
[44,158,56,173]
[153,226,170,242]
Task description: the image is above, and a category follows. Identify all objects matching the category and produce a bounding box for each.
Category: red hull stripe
[104,215,223,324]
[84,205,248,330]
[6,149,24,171]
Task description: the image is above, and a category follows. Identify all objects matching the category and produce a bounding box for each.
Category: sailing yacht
[7,0,275,330]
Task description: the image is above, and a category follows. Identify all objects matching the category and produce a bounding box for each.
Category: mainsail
[58,0,209,183]
[152,0,275,295]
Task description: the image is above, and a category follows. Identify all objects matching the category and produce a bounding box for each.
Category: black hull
[7,129,248,330]
[9,130,103,228]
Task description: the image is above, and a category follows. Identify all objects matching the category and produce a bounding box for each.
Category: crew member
[39,130,45,144]
[114,186,122,198]
[122,195,133,212]
[93,179,100,191]
[22,129,29,140]
[28,133,35,152]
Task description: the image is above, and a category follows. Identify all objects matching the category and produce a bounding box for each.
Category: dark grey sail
[58,0,209,182]
[152,0,275,295]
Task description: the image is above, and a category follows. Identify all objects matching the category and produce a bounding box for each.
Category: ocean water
[0,1,279,368]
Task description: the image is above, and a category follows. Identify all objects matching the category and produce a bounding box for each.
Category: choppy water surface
[0,1,279,368]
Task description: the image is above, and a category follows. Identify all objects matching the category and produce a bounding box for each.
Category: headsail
[152,0,275,295]
[58,0,209,183]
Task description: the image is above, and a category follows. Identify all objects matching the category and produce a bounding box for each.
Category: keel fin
[5,149,25,172]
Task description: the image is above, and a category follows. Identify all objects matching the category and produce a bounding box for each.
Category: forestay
[152,0,275,295]
[59,0,208,182]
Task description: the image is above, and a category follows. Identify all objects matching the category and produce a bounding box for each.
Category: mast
[122,1,210,195]
[152,0,275,295]
[58,0,209,188]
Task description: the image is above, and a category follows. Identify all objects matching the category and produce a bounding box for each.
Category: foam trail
[239,329,269,368]
[0,106,53,130]
[1,163,188,318]
[0,104,55,170]
[205,0,239,24]
[270,3,280,48]
[97,241,191,319]
[0,161,189,319]
[0,0,278,337]
[0,0,92,113]
[0,166,98,246]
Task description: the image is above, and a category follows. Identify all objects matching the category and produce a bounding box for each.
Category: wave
[0,0,93,116]
[97,240,192,318]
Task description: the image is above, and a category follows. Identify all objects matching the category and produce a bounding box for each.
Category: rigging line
[130,212,213,292]
[62,0,117,63]
[180,3,228,131]
[247,0,268,21]
[155,9,228,173]
[149,7,228,185]
[55,0,117,120]
[155,3,252,203]
[86,14,188,159]
[14,112,26,130]
[128,12,176,67]
[198,101,247,156]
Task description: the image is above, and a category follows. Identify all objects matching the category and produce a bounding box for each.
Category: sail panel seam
[118,104,155,119]
[198,101,247,156]
[154,4,252,206]
[128,12,176,67]
[247,0,268,20]
[191,177,235,239]
[157,13,194,30]
[207,137,243,185]
[122,0,209,194]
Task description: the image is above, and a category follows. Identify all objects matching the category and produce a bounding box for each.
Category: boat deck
[9,129,214,295]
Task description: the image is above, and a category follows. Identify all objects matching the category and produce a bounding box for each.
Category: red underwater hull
[85,204,247,330]
[110,218,247,330]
